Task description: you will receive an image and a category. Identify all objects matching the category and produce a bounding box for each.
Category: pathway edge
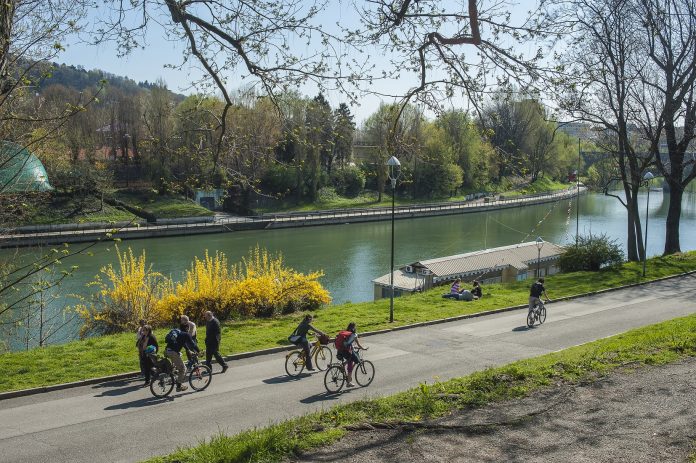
[2,268,694,401]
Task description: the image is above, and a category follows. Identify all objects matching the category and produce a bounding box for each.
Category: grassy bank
[257,178,572,213]
[1,252,695,393]
[113,190,214,218]
[144,311,696,463]
[6,194,136,226]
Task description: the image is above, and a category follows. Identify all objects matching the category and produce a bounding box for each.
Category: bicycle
[527,300,548,328]
[150,351,212,398]
[285,336,332,377]
[324,347,374,393]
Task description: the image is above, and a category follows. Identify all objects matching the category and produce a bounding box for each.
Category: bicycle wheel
[354,360,375,387]
[324,365,345,393]
[314,346,333,371]
[150,372,175,398]
[285,351,305,377]
[538,306,547,325]
[189,364,212,391]
[526,310,536,328]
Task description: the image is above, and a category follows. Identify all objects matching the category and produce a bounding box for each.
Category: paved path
[1,273,693,463]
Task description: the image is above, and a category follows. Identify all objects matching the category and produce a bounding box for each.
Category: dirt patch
[293,358,696,463]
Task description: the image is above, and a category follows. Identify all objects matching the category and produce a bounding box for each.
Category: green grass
[499,177,572,198]
[9,195,136,226]
[143,311,696,463]
[258,178,572,213]
[114,190,214,218]
[1,251,695,394]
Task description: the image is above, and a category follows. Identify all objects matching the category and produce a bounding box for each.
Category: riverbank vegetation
[1,251,695,393]
[143,312,696,463]
[76,246,331,336]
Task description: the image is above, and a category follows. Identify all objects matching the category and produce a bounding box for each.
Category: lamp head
[643,171,654,181]
[535,236,544,250]
[387,156,401,181]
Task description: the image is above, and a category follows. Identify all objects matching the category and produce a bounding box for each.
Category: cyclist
[164,323,200,392]
[289,314,327,371]
[335,322,367,387]
[529,277,549,315]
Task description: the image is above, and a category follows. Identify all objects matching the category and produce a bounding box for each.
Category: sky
[57,1,540,124]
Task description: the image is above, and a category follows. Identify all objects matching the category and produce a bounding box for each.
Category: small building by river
[372,241,565,300]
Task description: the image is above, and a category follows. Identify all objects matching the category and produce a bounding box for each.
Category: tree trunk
[0,0,15,96]
[663,183,683,255]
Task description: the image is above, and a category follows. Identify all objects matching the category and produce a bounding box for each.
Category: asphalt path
[1,274,694,463]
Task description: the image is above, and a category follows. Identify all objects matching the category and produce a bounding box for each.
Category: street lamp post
[642,171,655,277]
[535,237,544,278]
[576,139,581,245]
[387,156,401,323]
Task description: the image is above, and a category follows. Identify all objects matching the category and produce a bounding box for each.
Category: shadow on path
[104,395,174,410]
[93,379,143,397]
[300,390,345,404]
[512,325,535,332]
[263,374,311,384]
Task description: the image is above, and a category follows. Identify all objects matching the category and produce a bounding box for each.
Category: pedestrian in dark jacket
[136,325,158,385]
[204,311,228,373]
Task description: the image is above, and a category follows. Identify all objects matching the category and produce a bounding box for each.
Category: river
[3,190,696,350]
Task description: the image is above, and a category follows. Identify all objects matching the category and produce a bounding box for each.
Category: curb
[1,268,694,401]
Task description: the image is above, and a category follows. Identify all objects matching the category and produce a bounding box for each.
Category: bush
[77,246,332,334]
[559,233,624,272]
[331,166,366,197]
[76,246,170,336]
[157,246,331,321]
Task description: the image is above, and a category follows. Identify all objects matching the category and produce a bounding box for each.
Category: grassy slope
[8,195,136,226]
[114,191,214,218]
[258,178,572,213]
[144,311,696,463]
[1,252,695,393]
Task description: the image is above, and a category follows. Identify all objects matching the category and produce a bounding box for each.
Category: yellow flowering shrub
[76,246,171,336]
[157,246,331,322]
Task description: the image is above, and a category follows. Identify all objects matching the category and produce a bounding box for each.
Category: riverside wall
[0,188,585,249]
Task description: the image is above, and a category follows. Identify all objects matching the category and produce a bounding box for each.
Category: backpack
[165,328,180,347]
[334,330,352,352]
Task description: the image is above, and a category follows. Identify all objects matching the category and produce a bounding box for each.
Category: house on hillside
[372,241,565,300]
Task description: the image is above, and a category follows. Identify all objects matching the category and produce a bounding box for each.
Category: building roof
[0,141,53,194]
[373,241,565,290]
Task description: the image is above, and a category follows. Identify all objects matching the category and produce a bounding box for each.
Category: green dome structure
[0,141,53,193]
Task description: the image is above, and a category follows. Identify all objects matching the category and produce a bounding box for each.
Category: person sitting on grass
[471,280,482,299]
[443,278,474,301]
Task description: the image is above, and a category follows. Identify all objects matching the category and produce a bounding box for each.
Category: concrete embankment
[0,188,583,248]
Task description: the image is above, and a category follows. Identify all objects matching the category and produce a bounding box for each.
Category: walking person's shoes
[176,384,188,392]
[221,365,228,374]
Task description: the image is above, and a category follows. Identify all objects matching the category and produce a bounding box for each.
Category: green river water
[3,191,696,350]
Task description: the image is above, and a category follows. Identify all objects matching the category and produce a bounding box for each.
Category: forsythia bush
[76,246,170,336]
[157,246,331,321]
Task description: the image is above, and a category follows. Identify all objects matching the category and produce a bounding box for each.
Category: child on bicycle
[334,322,367,387]
[289,314,327,371]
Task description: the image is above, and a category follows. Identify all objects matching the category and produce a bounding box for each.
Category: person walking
[204,311,228,373]
[180,315,197,342]
[135,319,147,378]
[136,325,158,386]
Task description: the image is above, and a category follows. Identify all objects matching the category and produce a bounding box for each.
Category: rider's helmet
[144,345,156,355]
